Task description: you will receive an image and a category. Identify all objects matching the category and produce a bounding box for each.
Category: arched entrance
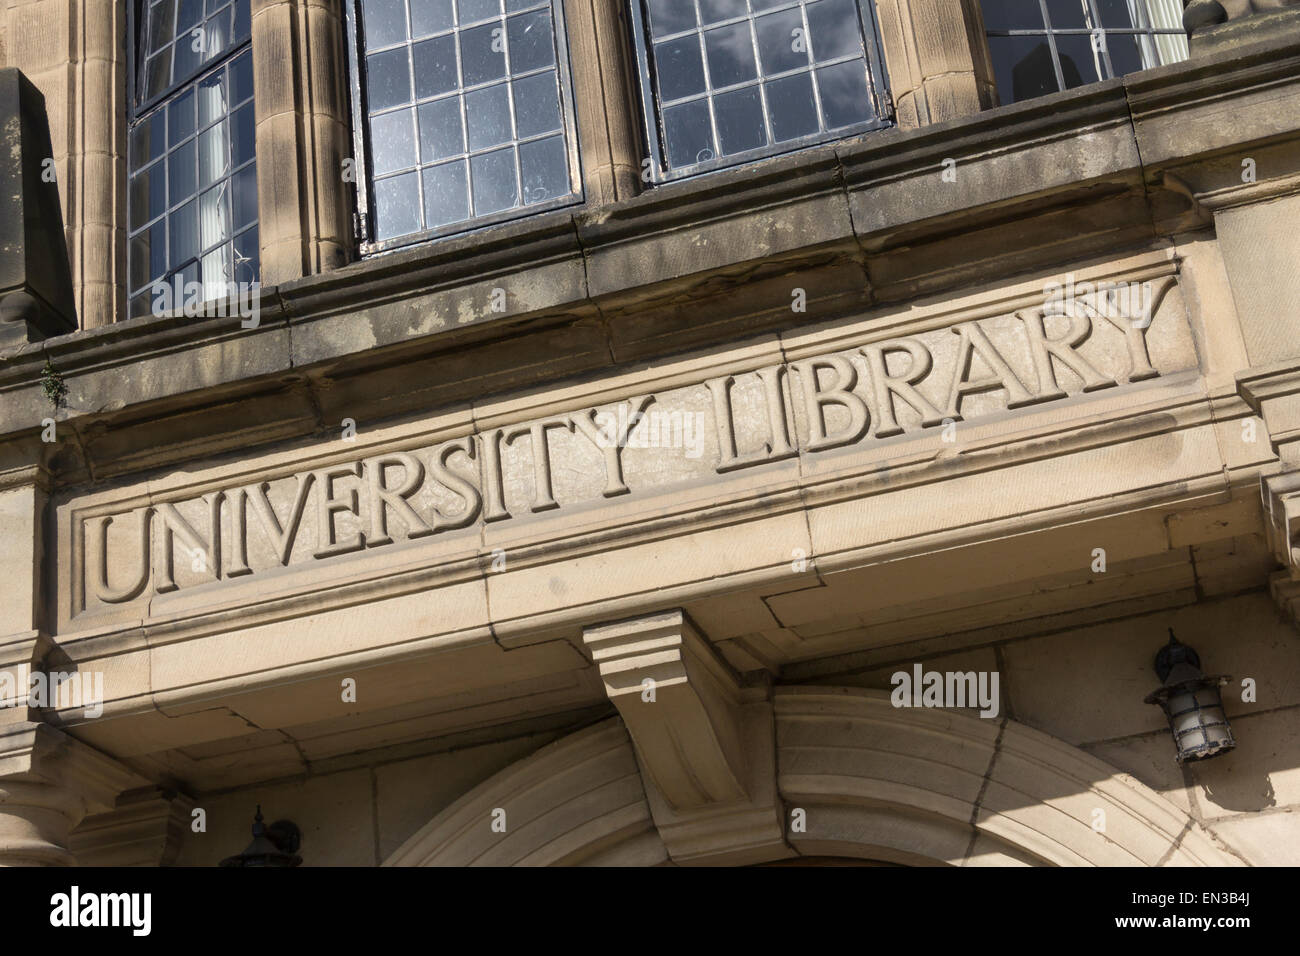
[384,687,1236,866]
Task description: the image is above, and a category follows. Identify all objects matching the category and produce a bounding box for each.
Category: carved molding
[582,610,790,864]
[384,689,1235,866]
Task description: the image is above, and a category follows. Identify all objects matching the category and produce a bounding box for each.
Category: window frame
[128,0,254,120]
[982,0,1186,97]
[125,0,260,316]
[627,0,895,186]
[344,0,587,257]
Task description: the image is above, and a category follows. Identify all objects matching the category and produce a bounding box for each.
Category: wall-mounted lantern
[1144,630,1235,764]
[219,806,303,867]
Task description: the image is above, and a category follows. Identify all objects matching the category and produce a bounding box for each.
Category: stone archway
[384,687,1237,867]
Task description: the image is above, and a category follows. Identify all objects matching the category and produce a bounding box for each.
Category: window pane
[130,161,166,230]
[1054,33,1104,88]
[368,47,413,110]
[231,102,256,168]
[197,70,227,126]
[1043,0,1088,29]
[234,226,259,284]
[173,31,203,81]
[198,120,229,189]
[705,23,758,88]
[149,1,177,56]
[714,86,766,155]
[1103,31,1144,76]
[507,10,554,73]
[766,71,818,141]
[230,49,255,104]
[198,182,231,254]
[372,109,419,174]
[700,0,747,26]
[374,172,423,239]
[465,83,513,150]
[755,9,807,76]
[460,22,506,85]
[413,35,459,97]
[518,134,568,204]
[646,0,696,38]
[816,59,872,128]
[663,98,714,168]
[458,0,501,25]
[170,197,200,266]
[470,147,518,214]
[178,0,204,33]
[202,242,233,299]
[655,37,706,101]
[232,164,258,229]
[423,160,470,227]
[169,88,197,145]
[980,2,1045,32]
[169,140,198,205]
[412,0,455,37]
[512,72,561,138]
[131,112,166,167]
[807,0,862,61]
[419,97,465,160]
[1095,0,1137,28]
[365,0,409,49]
[987,35,1059,103]
[130,220,166,293]
[147,49,173,98]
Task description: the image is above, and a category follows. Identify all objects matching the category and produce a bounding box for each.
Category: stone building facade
[1,0,1299,866]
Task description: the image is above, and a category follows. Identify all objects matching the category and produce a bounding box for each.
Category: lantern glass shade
[1147,679,1235,763]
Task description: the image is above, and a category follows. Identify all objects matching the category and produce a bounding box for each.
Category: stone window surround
[0,0,996,329]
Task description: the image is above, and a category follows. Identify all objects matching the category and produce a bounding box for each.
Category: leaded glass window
[981,0,1188,105]
[629,0,892,182]
[347,0,583,251]
[128,0,258,318]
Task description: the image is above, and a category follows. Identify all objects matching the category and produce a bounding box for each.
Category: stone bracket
[70,787,195,867]
[582,609,791,865]
[0,722,145,865]
[1262,471,1300,579]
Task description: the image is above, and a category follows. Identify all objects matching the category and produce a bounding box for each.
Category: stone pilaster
[563,0,643,205]
[251,0,354,286]
[0,439,53,729]
[0,723,141,866]
[0,0,125,331]
[871,0,997,127]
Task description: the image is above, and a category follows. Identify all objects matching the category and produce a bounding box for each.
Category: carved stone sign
[67,272,1188,621]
